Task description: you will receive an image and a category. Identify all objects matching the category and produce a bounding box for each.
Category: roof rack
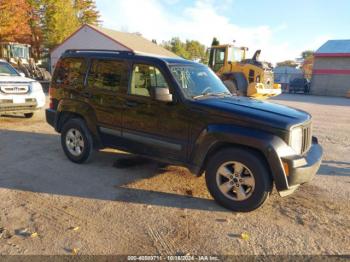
[64,49,134,55]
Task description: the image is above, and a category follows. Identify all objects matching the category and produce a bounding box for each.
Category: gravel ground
[0,94,349,255]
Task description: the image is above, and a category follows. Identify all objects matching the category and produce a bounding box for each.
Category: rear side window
[53,57,87,87]
[87,59,129,93]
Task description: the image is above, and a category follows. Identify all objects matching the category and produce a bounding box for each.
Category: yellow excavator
[0,42,51,81]
[208,44,281,99]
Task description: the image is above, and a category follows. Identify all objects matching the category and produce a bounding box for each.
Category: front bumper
[285,141,323,186]
[278,137,323,195]
[0,91,46,114]
[0,99,39,114]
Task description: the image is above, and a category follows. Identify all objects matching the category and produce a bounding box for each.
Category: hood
[192,96,310,130]
[0,75,36,83]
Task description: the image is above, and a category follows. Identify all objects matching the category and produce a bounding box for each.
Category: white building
[50,24,177,72]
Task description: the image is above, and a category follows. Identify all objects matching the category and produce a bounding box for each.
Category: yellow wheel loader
[0,42,51,81]
[208,44,281,99]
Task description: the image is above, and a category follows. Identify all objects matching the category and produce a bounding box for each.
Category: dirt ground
[0,94,349,255]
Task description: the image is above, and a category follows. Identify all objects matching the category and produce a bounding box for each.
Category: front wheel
[205,148,272,212]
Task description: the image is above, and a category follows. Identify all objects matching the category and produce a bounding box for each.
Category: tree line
[0,0,100,60]
[0,0,313,70]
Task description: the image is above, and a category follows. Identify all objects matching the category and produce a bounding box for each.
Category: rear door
[85,58,129,136]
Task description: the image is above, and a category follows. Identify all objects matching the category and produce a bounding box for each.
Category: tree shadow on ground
[0,129,226,212]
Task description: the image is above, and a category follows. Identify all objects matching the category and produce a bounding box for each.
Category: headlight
[290,127,303,154]
[31,81,43,92]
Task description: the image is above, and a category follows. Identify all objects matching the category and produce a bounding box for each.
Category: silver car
[0,59,45,118]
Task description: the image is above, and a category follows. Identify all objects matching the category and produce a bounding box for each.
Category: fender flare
[55,99,100,143]
[189,124,289,191]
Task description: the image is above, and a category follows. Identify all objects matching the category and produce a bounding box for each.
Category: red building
[311,40,350,97]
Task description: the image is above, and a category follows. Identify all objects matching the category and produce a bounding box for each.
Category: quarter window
[88,59,129,92]
[130,64,168,97]
[53,58,87,87]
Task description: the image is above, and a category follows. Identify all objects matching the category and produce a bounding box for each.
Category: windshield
[10,45,30,59]
[170,65,230,99]
[228,47,244,62]
[0,62,19,76]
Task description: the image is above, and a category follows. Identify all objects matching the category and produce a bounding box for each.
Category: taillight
[49,87,54,109]
[49,98,54,109]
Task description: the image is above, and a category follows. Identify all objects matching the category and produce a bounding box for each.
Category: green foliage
[301,50,314,59]
[276,60,298,68]
[25,0,100,51]
[41,0,80,49]
[162,37,208,63]
[74,0,100,26]
[211,37,220,46]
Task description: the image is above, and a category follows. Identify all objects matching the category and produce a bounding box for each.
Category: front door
[122,63,188,162]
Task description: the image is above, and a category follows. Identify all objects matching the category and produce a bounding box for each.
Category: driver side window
[130,64,167,97]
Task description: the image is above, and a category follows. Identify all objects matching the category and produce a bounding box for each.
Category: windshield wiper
[192,92,231,99]
[0,73,11,76]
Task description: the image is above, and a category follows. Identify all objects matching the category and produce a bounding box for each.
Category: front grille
[301,123,312,154]
[0,84,30,94]
[0,99,37,112]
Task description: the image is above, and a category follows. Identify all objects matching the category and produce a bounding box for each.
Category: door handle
[125,101,138,107]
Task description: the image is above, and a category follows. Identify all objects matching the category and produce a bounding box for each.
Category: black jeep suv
[46,50,323,212]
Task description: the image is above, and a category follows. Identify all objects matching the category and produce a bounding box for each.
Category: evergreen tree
[211,37,220,46]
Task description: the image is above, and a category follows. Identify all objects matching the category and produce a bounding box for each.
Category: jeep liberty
[46,50,323,212]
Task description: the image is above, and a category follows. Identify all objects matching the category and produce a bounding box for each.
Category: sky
[95,0,350,64]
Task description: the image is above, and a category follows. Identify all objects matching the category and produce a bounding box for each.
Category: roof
[61,49,197,66]
[52,24,178,58]
[315,40,350,57]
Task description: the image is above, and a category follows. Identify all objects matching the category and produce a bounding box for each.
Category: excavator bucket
[247,83,282,100]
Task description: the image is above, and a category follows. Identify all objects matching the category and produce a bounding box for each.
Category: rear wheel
[205,148,272,212]
[24,113,34,118]
[61,118,94,164]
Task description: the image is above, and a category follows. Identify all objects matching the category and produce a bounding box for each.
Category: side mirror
[19,72,25,77]
[155,87,173,102]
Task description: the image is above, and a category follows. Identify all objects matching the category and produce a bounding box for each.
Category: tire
[205,148,272,212]
[223,80,238,95]
[24,113,34,118]
[61,118,94,164]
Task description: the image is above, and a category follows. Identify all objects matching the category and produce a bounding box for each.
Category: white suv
[0,60,45,118]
